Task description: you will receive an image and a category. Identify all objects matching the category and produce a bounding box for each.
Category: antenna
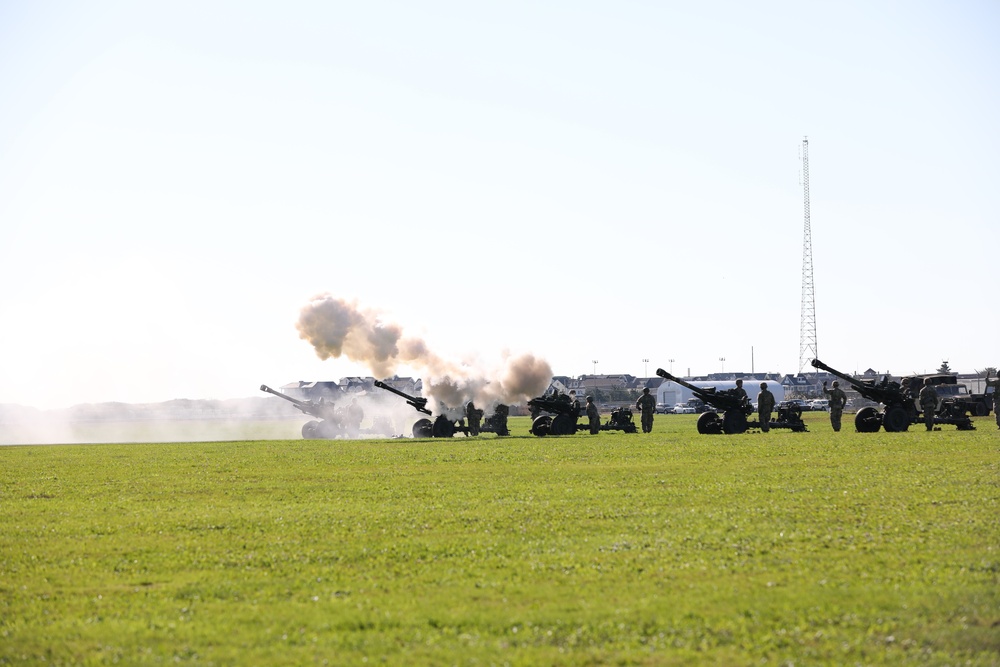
[798,137,818,374]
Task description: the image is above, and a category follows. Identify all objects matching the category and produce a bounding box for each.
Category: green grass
[2,414,998,666]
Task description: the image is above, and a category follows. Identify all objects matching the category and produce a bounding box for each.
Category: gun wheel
[882,406,910,432]
[722,410,748,434]
[697,411,723,435]
[550,413,577,436]
[530,415,552,437]
[302,420,321,439]
[432,419,455,438]
[854,407,881,432]
[412,418,434,438]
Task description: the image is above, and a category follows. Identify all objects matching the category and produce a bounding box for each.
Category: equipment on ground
[481,404,511,436]
[527,393,585,436]
[260,384,347,439]
[603,406,638,433]
[655,369,807,434]
[373,380,509,437]
[810,359,975,432]
[526,393,638,435]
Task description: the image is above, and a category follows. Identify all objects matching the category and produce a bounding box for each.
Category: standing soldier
[586,396,601,434]
[986,373,1000,430]
[757,382,775,432]
[347,398,364,437]
[466,401,482,436]
[636,387,656,433]
[823,380,848,432]
[918,378,939,431]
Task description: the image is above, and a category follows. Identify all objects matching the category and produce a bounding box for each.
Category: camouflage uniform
[757,382,774,433]
[586,397,601,435]
[466,401,482,436]
[823,382,848,432]
[986,376,1000,429]
[347,399,364,437]
[757,384,775,432]
[733,380,748,403]
[636,389,656,433]
[918,382,938,431]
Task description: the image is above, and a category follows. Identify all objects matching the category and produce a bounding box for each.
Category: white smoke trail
[296,294,552,411]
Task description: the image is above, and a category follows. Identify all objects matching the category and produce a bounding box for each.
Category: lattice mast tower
[798,137,818,374]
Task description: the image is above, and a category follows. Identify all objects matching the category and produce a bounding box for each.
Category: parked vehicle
[809,399,830,411]
[655,404,674,414]
[673,403,696,414]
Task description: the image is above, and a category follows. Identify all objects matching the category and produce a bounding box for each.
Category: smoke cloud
[296,294,552,411]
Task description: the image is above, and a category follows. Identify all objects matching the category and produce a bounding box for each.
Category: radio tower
[798,137,818,374]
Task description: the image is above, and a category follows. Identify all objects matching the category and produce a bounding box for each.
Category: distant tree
[937,361,953,374]
[976,367,998,377]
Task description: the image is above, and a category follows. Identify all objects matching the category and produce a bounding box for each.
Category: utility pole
[799,137,818,374]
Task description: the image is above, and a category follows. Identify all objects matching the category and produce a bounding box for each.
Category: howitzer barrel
[656,368,701,394]
[656,368,748,413]
[809,359,859,387]
[373,380,432,415]
[260,384,309,408]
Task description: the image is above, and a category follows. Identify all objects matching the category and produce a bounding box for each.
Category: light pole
[669,359,675,374]
[592,360,598,375]
[719,357,726,373]
[642,358,649,377]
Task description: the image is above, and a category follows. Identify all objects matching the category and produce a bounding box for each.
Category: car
[673,403,696,414]
[776,400,808,415]
[809,399,830,411]
[655,404,674,414]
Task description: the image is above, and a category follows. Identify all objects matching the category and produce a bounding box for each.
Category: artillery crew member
[757,382,775,432]
[466,401,483,436]
[347,398,364,437]
[733,379,748,402]
[823,380,848,432]
[636,387,656,433]
[586,396,601,434]
[986,374,1000,430]
[918,378,939,431]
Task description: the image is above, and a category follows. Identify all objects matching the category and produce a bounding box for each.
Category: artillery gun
[602,406,638,433]
[373,380,499,438]
[527,392,586,436]
[810,359,975,432]
[526,393,637,435]
[480,404,511,436]
[655,369,807,434]
[260,384,347,439]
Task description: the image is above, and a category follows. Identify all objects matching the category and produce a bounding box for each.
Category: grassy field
[2,412,998,666]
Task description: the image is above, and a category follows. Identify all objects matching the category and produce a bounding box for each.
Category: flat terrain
[2,413,998,665]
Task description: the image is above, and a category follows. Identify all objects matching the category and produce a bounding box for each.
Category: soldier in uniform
[823,380,848,431]
[465,401,482,436]
[635,387,656,433]
[986,374,1000,430]
[757,382,775,432]
[918,378,939,431]
[733,379,748,401]
[586,396,601,434]
[346,398,364,437]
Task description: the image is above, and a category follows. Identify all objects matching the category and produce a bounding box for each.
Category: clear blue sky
[2,1,998,409]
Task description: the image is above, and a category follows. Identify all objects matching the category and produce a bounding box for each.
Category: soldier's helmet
[586,396,594,402]
[643,388,650,394]
[833,381,839,387]
[760,382,768,389]
[923,377,932,385]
